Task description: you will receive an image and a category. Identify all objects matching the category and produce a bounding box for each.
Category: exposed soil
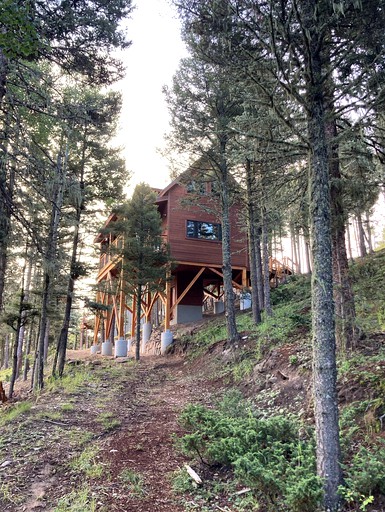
[0,351,223,512]
[2,332,385,512]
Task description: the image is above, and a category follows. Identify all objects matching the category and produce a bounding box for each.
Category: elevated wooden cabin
[92,170,250,346]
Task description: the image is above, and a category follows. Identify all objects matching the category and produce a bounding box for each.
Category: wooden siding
[161,183,249,269]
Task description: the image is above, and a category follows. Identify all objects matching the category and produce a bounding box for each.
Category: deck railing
[99,236,123,270]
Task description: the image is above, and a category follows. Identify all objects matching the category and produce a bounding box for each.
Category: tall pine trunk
[356,213,367,257]
[53,215,81,377]
[262,208,272,316]
[36,143,67,389]
[326,115,357,351]
[304,4,342,506]
[219,148,239,345]
[245,159,261,324]
[16,248,33,376]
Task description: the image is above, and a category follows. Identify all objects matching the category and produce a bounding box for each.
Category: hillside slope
[1,250,385,511]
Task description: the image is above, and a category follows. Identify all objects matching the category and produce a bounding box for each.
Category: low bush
[177,400,322,512]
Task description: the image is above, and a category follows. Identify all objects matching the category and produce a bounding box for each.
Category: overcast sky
[113,0,188,193]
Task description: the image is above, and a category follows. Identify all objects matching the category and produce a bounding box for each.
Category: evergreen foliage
[108,183,171,360]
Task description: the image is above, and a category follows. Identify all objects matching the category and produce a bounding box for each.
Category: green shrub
[339,442,385,510]
[177,401,322,512]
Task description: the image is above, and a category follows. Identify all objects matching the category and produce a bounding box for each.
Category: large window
[186,180,206,194]
[186,220,222,241]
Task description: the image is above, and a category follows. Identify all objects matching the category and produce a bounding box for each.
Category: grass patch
[0,368,12,382]
[46,367,98,395]
[0,401,32,426]
[69,446,105,478]
[37,410,63,421]
[67,429,94,448]
[0,482,24,506]
[61,403,75,412]
[118,468,146,497]
[96,411,121,432]
[53,487,99,512]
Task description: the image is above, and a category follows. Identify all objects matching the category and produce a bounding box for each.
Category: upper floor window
[210,180,220,196]
[186,220,222,241]
[186,180,206,195]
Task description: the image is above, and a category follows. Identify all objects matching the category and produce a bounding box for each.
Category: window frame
[186,219,222,242]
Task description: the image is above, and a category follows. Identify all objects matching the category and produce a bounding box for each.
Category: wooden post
[164,273,171,330]
[118,288,125,338]
[242,268,248,288]
[131,295,136,339]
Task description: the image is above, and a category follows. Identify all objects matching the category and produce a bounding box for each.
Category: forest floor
[0,349,226,512]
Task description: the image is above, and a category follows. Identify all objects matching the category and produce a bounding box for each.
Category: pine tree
[110,184,170,361]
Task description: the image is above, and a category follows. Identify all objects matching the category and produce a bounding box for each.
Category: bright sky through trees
[114,0,187,192]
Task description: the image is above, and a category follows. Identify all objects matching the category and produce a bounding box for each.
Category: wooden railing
[269,256,298,277]
[99,236,123,270]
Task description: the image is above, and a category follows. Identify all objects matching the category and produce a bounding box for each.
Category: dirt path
[0,353,216,512]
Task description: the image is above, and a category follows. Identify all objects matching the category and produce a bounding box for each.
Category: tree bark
[9,288,25,398]
[36,144,67,389]
[16,250,33,376]
[365,211,374,253]
[0,48,7,105]
[255,226,264,309]
[346,220,354,262]
[135,283,142,361]
[326,115,357,351]
[356,213,367,257]
[23,319,34,381]
[54,218,81,377]
[304,6,342,505]
[220,160,239,345]
[245,159,261,324]
[262,208,272,316]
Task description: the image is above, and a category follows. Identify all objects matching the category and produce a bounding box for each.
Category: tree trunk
[346,220,354,262]
[9,289,25,398]
[245,160,261,324]
[365,211,374,253]
[304,8,342,505]
[255,226,264,309]
[4,334,10,369]
[356,213,367,257]
[296,234,302,274]
[54,218,81,377]
[135,284,142,361]
[219,152,239,345]
[0,48,7,105]
[262,208,272,316]
[36,144,67,389]
[326,114,357,351]
[304,239,312,274]
[0,147,10,314]
[23,319,34,381]
[16,250,33,377]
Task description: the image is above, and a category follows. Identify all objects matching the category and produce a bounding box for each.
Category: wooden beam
[171,267,206,312]
[176,260,247,271]
[208,267,244,290]
[203,287,220,300]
